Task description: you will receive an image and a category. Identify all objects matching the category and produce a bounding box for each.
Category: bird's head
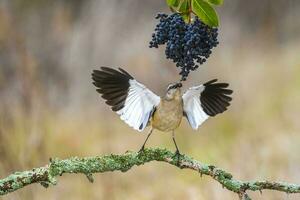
[165,82,182,100]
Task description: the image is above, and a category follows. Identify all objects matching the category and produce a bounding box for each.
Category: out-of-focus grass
[1,0,300,199]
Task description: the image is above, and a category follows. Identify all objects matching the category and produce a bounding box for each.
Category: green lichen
[1,148,300,197]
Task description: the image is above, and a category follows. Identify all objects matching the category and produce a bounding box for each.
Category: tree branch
[0,148,299,198]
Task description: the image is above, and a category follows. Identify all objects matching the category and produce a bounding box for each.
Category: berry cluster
[149,13,219,81]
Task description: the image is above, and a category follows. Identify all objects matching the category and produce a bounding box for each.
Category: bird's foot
[173,150,182,165]
[138,146,145,154]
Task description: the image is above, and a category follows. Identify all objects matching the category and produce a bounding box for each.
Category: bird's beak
[176,83,182,88]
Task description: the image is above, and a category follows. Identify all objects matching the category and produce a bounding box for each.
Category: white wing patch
[117,80,160,132]
[182,85,209,130]
[182,80,233,130]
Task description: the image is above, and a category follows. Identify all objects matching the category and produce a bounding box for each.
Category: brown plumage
[151,88,183,132]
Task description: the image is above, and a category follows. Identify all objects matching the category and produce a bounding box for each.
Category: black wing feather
[92,67,133,112]
[200,80,233,117]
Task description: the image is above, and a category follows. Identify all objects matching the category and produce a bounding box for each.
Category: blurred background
[1,0,300,199]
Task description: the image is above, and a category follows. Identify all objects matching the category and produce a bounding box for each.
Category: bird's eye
[167,85,173,90]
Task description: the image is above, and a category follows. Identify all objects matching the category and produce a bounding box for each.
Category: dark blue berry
[149,13,219,80]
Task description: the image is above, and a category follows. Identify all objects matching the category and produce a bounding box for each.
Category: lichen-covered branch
[0,148,300,198]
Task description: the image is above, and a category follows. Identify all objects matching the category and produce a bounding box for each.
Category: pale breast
[151,99,183,132]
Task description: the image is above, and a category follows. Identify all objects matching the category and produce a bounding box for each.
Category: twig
[0,148,299,198]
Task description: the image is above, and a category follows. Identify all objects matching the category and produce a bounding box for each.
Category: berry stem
[188,0,192,24]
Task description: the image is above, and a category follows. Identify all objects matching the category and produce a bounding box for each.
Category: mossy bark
[0,148,299,199]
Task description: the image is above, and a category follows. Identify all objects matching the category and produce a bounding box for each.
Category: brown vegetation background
[1,0,300,199]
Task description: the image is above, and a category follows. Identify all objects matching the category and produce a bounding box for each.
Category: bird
[91,67,233,156]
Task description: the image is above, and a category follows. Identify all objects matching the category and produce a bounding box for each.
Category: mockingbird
[92,67,233,155]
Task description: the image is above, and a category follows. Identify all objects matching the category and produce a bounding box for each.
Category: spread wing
[182,79,233,130]
[92,67,160,132]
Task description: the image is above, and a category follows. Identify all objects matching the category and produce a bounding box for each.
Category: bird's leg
[172,131,182,164]
[138,128,153,153]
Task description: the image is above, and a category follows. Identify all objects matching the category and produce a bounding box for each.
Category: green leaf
[192,0,219,27]
[206,0,223,6]
[181,14,190,23]
[178,0,190,23]
[178,0,189,13]
[166,0,180,7]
